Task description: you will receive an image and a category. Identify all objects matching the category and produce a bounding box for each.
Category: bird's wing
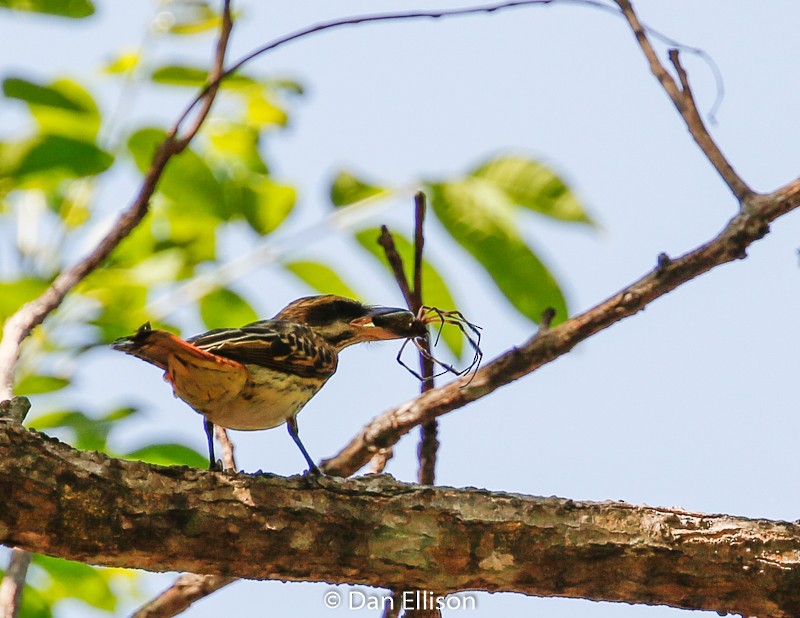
[187,320,338,379]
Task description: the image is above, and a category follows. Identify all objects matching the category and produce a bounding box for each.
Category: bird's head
[273,295,426,350]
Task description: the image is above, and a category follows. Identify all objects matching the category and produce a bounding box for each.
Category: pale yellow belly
[169,361,329,430]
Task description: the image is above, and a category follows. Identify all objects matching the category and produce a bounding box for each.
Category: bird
[112,295,426,474]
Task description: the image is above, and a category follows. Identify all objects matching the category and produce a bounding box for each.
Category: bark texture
[2,420,800,616]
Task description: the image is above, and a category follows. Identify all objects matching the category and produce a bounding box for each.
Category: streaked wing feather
[188,320,337,379]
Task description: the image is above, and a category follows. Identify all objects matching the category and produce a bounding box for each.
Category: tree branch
[321,178,800,476]
[0,549,30,618]
[2,421,800,616]
[376,196,439,486]
[614,0,752,202]
[129,574,236,618]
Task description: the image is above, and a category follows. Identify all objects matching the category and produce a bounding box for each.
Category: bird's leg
[286,416,321,475]
[204,418,222,471]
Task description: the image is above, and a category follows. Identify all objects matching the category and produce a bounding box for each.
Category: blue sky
[2,1,800,616]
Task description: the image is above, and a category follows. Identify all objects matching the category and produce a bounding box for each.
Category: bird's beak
[350,306,427,341]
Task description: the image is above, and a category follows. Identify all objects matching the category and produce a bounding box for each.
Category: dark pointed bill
[352,306,428,339]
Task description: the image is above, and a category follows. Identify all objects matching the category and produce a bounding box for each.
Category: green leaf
[151,65,211,87]
[14,582,52,618]
[80,270,150,340]
[14,374,70,396]
[3,77,83,111]
[429,179,567,325]
[30,79,101,139]
[34,556,116,611]
[11,135,113,179]
[0,278,49,322]
[225,176,295,235]
[330,170,387,207]
[0,0,94,18]
[128,128,224,216]
[3,77,101,139]
[354,228,463,358]
[124,443,208,468]
[29,409,114,452]
[151,65,257,89]
[269,78,305,96]
[471,155,592,224]
[209,122,267,173]
[101,406,139,422]
[283,261,359,299]
[166,2,221,35]
[245,89,288,127]
[163,208,218,264]
[102,51,140,75]
[199,287,259,330]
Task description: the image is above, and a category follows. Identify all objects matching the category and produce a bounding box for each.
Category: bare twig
[411,193,438,487]
[375,193,439,486]
[321,178,800,476]
[0,397,30,424]
[129,574,236,618]
[214,425,237,472]
[0,549,31,618]
[377,226,414,307]
[614,0,752,203]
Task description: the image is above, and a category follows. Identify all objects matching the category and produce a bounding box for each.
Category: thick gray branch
[2,420,800,616]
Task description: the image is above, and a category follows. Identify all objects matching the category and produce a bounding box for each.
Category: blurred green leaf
[269,78,304,96]
[245,90,287,127]
[0,0,94,18]
[209,122,267,174]
[29,409,118,452]
[330,170,387,207]
[283,261,359,299]
[10,135,112,179]
[14,582,52,618]
[224,176,295,235]
[355,228,463,358]
[200,287,259,330]
[3,78,100,140]
[166,2,221,35]
[80,270,149,341]
[0,278,49,321]
[14,374,70,395]
[161,206,218,264]
[429,179,567,325]
[128,128,224,216]
[151,65,211,87]
[471,155,592,224]
[124,443,208,468]
[4,77,82,111]
[101,406,139,422]
[102,51,139,75]
[151,65,256,89]
[34,556,116,611]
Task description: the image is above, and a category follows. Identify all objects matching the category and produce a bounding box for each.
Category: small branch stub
[0,397,31,424]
